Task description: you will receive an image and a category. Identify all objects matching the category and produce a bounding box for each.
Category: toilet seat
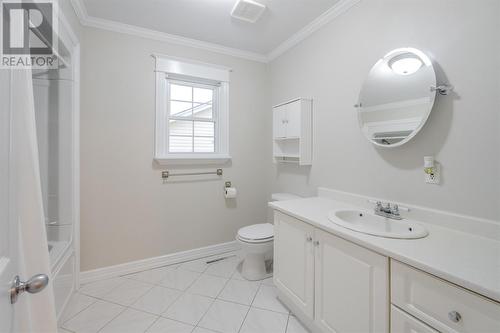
[237,223,273,243]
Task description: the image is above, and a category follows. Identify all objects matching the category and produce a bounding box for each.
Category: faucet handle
[391,204,400,215]
[369,200,383,211]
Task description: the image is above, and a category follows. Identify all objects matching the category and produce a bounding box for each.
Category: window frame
[154,58,230,165]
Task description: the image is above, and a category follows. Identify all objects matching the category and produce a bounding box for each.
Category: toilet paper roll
[225,187,237,199]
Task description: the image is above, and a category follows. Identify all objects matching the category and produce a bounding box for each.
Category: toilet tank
[268,193,301,222]
[271,193,301,202]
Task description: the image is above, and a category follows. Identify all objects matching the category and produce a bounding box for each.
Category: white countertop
[270,196,500,303]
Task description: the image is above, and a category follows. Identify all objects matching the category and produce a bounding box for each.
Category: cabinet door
[285,100,301,138]
[314,229,389,333]
[391,306,438,333]
[274,211,315,318]
[273,105,286,138]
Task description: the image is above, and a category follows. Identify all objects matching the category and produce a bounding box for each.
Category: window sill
[154,154,232,165]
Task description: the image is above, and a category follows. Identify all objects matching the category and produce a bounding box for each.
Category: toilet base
[240,254,273,281]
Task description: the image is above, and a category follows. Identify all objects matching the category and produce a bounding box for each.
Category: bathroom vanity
[270,188,500,333]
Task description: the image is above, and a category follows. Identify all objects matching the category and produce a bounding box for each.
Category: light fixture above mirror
[388,53,423,75]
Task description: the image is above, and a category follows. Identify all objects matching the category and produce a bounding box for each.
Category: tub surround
[269,188,500,303]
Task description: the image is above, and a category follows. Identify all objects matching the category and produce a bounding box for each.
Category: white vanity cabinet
[391,306,438,333]
[273,211,315,317]
[314,229,389,333]
[273,211,389,333]
[273,98,312,165]
[391,260,500,333]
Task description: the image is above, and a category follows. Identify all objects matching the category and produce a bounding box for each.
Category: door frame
[46,5,81,309]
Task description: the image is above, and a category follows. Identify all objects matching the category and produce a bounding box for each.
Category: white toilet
[236,193,301,281]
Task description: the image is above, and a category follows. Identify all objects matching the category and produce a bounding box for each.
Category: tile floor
[60,252,310,333]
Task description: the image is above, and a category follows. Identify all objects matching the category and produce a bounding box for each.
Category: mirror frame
[357,47,437,148]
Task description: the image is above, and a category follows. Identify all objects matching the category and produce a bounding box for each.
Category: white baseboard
[79,241,241,285]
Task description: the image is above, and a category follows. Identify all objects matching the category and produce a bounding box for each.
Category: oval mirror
[357,48,436,147]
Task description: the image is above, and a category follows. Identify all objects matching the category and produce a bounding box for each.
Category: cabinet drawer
[391,306,438,333]
[391,260,500,333]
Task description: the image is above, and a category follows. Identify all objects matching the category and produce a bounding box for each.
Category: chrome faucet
[374,201,402,220]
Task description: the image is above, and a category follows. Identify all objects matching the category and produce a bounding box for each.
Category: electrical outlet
[425,163,440,184]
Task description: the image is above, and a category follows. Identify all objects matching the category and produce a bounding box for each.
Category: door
[273,105,287,138]
[0,69,57,332]
[285,100,301,138]
[314,229,389,333]
[0,68,17,333]
[273,211,315,318]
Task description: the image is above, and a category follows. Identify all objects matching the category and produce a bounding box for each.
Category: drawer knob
[448,311,462,323]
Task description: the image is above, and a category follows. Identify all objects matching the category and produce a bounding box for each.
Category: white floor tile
[187,274,228,298]
[131,285,182,315]
[159,269,201,291]
[125,266,176,284]
[58,328,73,333]
[252,285,289,314]
[204,257,238,278]
[218,279,260,305]
[261,277,275,286]
[100,308,158,333]
[146,318,194,333]
[230,268,246,281]
[179,258,209,273]
[240,307,288,333]
[60,293,97,323]
[286,316,310,333]
[163,293,213,325]
[192,327,218,333]
[62,300,125,333]
[101,279,153,306]
[79,277,127,298]
[198,299,249,333]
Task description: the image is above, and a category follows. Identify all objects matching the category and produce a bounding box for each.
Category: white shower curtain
[11,69,57,332]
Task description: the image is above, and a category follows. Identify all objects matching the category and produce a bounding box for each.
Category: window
[154,56,230,164]
[168,81,217,153]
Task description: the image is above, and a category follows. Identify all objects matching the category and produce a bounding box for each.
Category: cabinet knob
[314,240,320,246]
[306,236,313,242]
[448,311,462,323]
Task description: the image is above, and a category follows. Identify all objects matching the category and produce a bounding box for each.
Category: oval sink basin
[328,210,428,239]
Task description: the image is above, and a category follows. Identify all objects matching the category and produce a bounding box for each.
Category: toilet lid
[238,223,274,241]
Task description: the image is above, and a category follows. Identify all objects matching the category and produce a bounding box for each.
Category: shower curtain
[11,68,57,332]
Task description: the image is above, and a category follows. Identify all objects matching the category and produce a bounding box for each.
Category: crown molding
[267,0,361,61]
[69,0,268,63]
[69,0,89,22]
[70,0,360,64]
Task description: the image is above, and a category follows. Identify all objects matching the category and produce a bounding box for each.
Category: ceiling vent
[231,0,266,23]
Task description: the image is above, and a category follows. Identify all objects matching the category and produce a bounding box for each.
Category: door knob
[10,274,49,304]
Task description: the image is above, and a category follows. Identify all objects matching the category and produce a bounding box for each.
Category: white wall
[270,0,500,221]
[80,28,271,270]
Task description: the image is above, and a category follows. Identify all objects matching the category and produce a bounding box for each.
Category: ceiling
[80,0,341,55]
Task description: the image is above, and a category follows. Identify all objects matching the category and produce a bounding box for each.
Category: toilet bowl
[236,193,301,281]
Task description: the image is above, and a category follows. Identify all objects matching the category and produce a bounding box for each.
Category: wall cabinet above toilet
[273,98,312,165]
